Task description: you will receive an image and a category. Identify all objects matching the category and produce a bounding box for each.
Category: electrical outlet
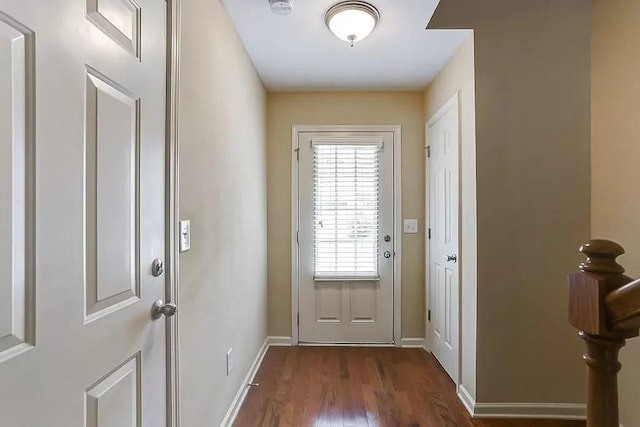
[226,348,233,376]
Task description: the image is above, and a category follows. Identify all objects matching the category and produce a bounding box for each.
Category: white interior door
[0,0,168,425]
[298,131,395,343]
[427,95,459,381]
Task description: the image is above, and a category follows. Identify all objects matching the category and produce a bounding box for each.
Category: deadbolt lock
[152,259,164,277]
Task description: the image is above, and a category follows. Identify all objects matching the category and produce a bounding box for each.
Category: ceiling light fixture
[325,1,380,47]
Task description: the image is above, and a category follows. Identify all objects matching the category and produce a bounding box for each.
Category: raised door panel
[86,0,141,58]
[86,354,141,427]
[444,167,452,244]
[0,29,14,346]
[431,164,442,243]
[444,266,453,350]
[432,261,443,340]
[84,69,140,323]
[315,282,342,323]
[0,14,34,360]
[350,282,377,323]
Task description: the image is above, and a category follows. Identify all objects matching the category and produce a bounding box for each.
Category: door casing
[166,0,181,425]
[291,125,402,346]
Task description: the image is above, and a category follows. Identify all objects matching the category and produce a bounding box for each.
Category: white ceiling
[221,0,470,92]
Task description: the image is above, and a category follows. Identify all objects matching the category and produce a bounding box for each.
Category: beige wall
[429,0,591,405]
[424,34,477,396]
[592,1,640,425]
[267,92,426,338]
[178,0,268,425]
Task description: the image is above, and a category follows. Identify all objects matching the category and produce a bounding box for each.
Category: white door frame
[166,0,181,425]
[425,92,461,386]
[291,125,402,346]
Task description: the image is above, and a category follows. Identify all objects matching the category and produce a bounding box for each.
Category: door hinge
[296,230,299,244]
[295,148,299,161]
[428,228,431,240]
[297,312,299,325]
[426,145,431,158]
[428,309,431,322]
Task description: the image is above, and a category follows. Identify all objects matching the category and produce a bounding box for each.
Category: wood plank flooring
[233,347,585,427]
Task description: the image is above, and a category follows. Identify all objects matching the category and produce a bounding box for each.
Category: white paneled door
[0,0,168,426]
[427,95,459,382]
[298,131,395,343]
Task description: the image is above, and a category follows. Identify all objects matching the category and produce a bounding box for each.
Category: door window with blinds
[313,141,382,280]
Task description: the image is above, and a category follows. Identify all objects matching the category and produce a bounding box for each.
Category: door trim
[425,92,461,386]
[165,0,181,425]
[291,125,402,346]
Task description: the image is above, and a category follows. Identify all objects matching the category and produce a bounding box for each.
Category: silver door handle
[446,254,457,263]
[151,299,177,320]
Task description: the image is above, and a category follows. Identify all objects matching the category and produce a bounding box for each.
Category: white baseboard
[473,402,586,419]
[458,384,476,416]
[298,342,395,347]
[220,336,292,427]
[266,336,293,346]
[286,337,424,348]
[399,337,427,349]
[457,384,585,420]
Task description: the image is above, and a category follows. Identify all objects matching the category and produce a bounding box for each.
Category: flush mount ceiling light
[325,1,380,47]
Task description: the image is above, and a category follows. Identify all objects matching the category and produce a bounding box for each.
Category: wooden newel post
[568,240,638,427]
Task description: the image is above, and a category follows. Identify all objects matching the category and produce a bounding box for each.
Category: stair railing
[569,239,640,427]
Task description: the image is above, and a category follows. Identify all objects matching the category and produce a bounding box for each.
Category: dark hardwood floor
[233,347,585,427]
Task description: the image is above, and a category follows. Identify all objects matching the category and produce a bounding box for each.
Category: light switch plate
[226,348,233,376]
[404,219,418,234]
[179,220,191,252]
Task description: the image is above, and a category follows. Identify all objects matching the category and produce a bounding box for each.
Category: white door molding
[291,125,402,346]
[166,0,181,425]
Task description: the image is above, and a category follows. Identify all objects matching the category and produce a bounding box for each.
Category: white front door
[427,95,460,381]
[0,0,168,425]
[298,130,395,343]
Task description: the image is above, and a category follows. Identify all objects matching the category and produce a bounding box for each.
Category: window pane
[313,143,380,278]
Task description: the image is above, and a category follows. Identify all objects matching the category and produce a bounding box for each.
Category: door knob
[446,254,457,263]
[151,299,177,320]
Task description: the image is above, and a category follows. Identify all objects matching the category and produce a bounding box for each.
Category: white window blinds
[313,142,381,280]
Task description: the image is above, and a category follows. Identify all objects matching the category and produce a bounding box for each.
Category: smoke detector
[270,0,293,15]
